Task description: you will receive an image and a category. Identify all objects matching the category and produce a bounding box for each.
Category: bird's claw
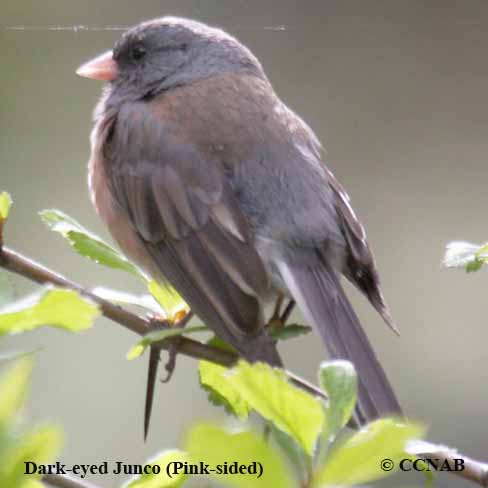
[160,336,181,383]
[145,312,170,329]
[266,297,296,329]
[159,310,193,383]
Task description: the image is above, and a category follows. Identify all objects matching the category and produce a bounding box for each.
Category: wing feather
[325,167,398,332]
[103,101,272,344]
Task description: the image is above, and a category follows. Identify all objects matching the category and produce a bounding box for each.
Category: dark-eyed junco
[77,17,402,424]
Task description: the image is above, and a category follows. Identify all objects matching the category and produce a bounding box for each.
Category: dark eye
[131,44,147,61]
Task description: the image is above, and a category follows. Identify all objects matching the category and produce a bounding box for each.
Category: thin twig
[1,245,487,487]
[43,473,102,488]
[413,441,488,488]
[0,246,236,364]
[441,452,488,487]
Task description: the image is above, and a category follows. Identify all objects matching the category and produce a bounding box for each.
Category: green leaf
[198,336,244,417]
[186,423,294,488]
[227,361,324,457]
[147,281,189,322]
[319,360,357,442]
[0,192,13,221]
[127,325,208,360]
[40,209,145,279]
[443,241,488,273]
[92,286,163,314]
[125,449,189,488]
[0,358,32,425]
[206,335,237,353]
[476,243,488,260]
[270,424,309,482]
[198,361,251,420]
[269,324,312,341]
[313,418,425,487]
[0,287,100,335]
[466,260,483,273]
[2,424,63,486]
[0,357,63,488]
[20,480,44,488]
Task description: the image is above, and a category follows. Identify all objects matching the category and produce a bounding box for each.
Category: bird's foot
[279,300,296,325]
[267,295,284,329]
[145,309,194,386]
[266,297,296,330]
[145,312,170,329]
[160,337,180,383]
[160,309,193,382]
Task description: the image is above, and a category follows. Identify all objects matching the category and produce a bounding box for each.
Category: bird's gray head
[77,17,266,103]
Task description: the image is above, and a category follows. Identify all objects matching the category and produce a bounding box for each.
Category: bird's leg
[267,294,284,328]
[159,310,193,383]
[280,300,296,325]
[143,310,193,440]
[267,296,296,330]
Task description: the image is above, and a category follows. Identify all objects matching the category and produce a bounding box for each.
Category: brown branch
[444,453,488,487]
[0,246,325,398]
[459,456,488,487]
[0,247,236,364]
[1,245,487,487]
[43,473,102,488]
[414,441,488,488]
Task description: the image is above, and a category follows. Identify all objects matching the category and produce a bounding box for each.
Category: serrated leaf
[227,361,324,457]
[0,287,99,336]
[198,361,250,420]
[0,192,12,221]
[2,424,63,486]
[198,336,243,417]
[147,281,189,322]
[124,449,188,488]
[40,209,145,279]
[319,360,357,442]
[186,424,294,488]
[269,324,312,341]
[127,325,208,360]
[0,358,32,425]
[313,418,425,487]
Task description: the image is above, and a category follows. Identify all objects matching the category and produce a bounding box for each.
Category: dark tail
[277,260,402,424]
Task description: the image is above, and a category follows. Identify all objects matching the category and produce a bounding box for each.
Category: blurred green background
[2,1,487,487]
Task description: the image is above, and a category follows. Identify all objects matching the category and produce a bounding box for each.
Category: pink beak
[76,51,118,81]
